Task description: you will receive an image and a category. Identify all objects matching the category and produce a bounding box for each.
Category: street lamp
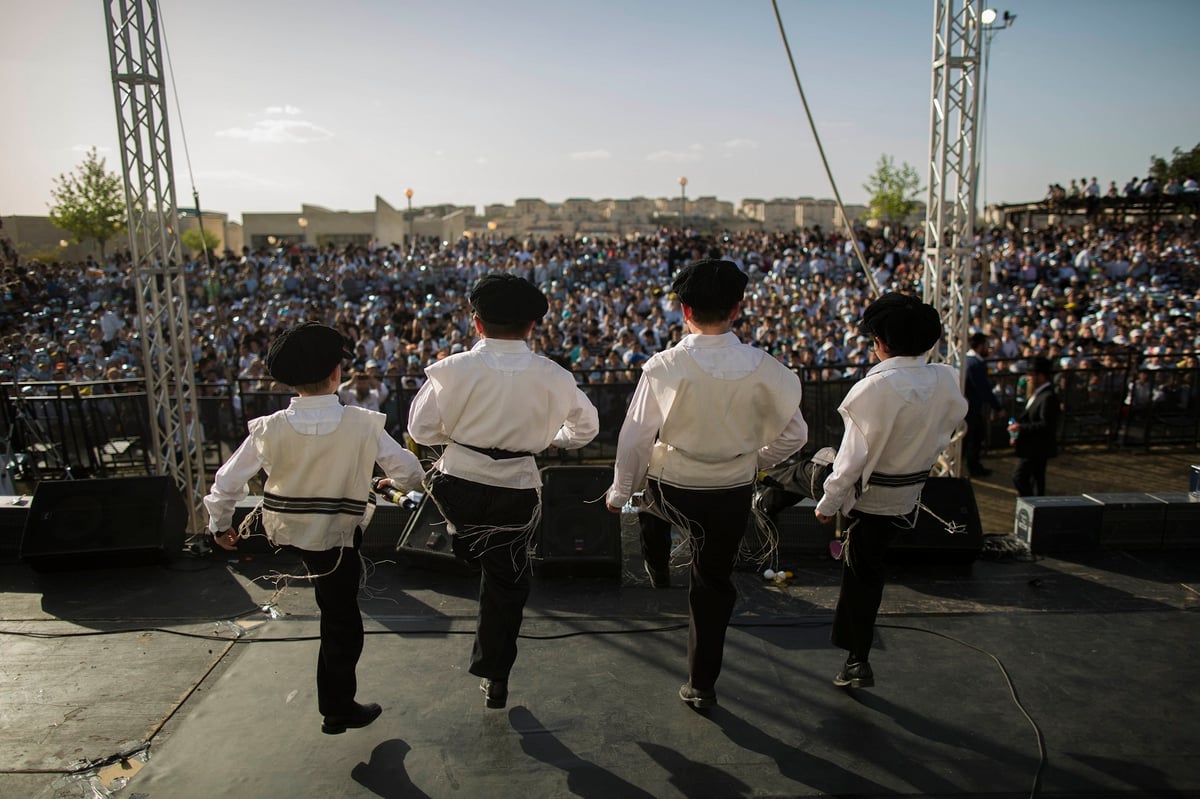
[678,176,688,228]
[405,188,414,253]
[297,216,308,246]
[978,9,1016,221]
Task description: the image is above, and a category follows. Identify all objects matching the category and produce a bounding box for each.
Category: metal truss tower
[103,0,207,538]
[923,0,983,478]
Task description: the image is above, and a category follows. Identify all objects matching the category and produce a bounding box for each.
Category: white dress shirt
[407,338,599,490]
[607,332,807,507]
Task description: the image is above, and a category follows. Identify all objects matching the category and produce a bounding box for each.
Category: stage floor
[2,521,1199,798]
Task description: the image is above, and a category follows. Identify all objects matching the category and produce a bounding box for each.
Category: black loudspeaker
[1083,492,1167,550]
[0,496,32,563]
[887,477,984,564]
[21,477,187,571]
[364,500,415,557]
[1014,495,1102,554]
[744,497,832,570]
[395,494,479,575]
[1151,492,1200,549]
[535,466,621,576]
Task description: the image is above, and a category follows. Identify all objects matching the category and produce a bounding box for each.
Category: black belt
[866,469,929,487]
[454,441,536,460]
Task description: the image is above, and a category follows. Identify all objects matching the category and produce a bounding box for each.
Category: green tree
[1148,143,1200,182]
[863,154,923,224]
[48,147,126,258]
[182,227,220,258]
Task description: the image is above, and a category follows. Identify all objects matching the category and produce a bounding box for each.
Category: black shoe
[480,678,508,709]
[678,683,717,709]
[644,561,670,589]
[833,661,874,688]
[321,702,382,734]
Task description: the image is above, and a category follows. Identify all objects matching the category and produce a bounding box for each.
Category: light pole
[297,216,308,246]
[405,188,414,254]
[678,176,688,228]
[978,8,1016,223]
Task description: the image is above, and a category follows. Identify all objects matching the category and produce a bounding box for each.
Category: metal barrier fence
[3,357,1197,486]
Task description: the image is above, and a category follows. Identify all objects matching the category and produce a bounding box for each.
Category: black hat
[469,273,548,325]
[859,292,943,356]
[671,258,748,311]
[264,322,353,386]
[1029,356,1054,376]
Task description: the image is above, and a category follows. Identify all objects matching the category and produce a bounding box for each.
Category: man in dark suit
[964,333,1002,477]
[1008,356,1061,497]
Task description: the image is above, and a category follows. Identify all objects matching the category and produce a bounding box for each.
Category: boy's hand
[213,529,239,551]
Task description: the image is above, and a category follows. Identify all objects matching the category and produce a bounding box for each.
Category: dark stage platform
[1,514,1199,799]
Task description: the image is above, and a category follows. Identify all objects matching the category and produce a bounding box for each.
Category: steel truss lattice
[923,0,983,478]
[104,0,207,537]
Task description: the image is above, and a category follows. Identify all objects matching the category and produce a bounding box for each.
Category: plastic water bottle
[1008,417,1019,446]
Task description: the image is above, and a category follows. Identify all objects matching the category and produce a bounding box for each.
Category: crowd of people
[2,215,1197,413]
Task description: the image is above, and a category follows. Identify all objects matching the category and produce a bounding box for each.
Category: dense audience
[2,217,1197,414]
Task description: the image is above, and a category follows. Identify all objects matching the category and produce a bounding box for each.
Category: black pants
[639,480,752,691]
[290,528,364,716]
[964,409,987,469]
[427,471,539,682]
[831,511,901,662]
[1013,456,1048,497]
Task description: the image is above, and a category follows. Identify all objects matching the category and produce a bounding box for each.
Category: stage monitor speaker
[887,477,984,564]
[744,498,831,569]
[1083,492,1167,550]
[536,466,620,576]
[395,494,479,575]
[1014,495,1102,554]
[0,496,32,563]
[1150,492,1200,550]
[21,477,186,571]
[364,500,416,557]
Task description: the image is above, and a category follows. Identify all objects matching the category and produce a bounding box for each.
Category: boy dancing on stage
[405,273,599,709]
[606,258,808,709]
[814,293,967,689]
[204,322,424,734]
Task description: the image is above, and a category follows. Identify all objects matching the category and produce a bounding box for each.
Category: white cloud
[570,149,612,161]
[216,118,334,144]
[476,157,489,165]
[722,138,759,150]
[71,144,111,153]
[264,105,301,115]
[645,143,704,162]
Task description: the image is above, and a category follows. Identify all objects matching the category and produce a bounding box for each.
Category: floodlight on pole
[678,176,688,226]
[405,187,414,252]
[978,8,1016,222]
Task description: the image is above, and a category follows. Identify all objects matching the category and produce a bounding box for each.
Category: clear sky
[3,0,1198,223]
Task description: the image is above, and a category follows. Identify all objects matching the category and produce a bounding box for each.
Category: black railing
[2,355,1196,486]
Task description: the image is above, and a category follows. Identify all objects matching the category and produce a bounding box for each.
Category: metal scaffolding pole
[923,0,982,478]
[103,0,207,540]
